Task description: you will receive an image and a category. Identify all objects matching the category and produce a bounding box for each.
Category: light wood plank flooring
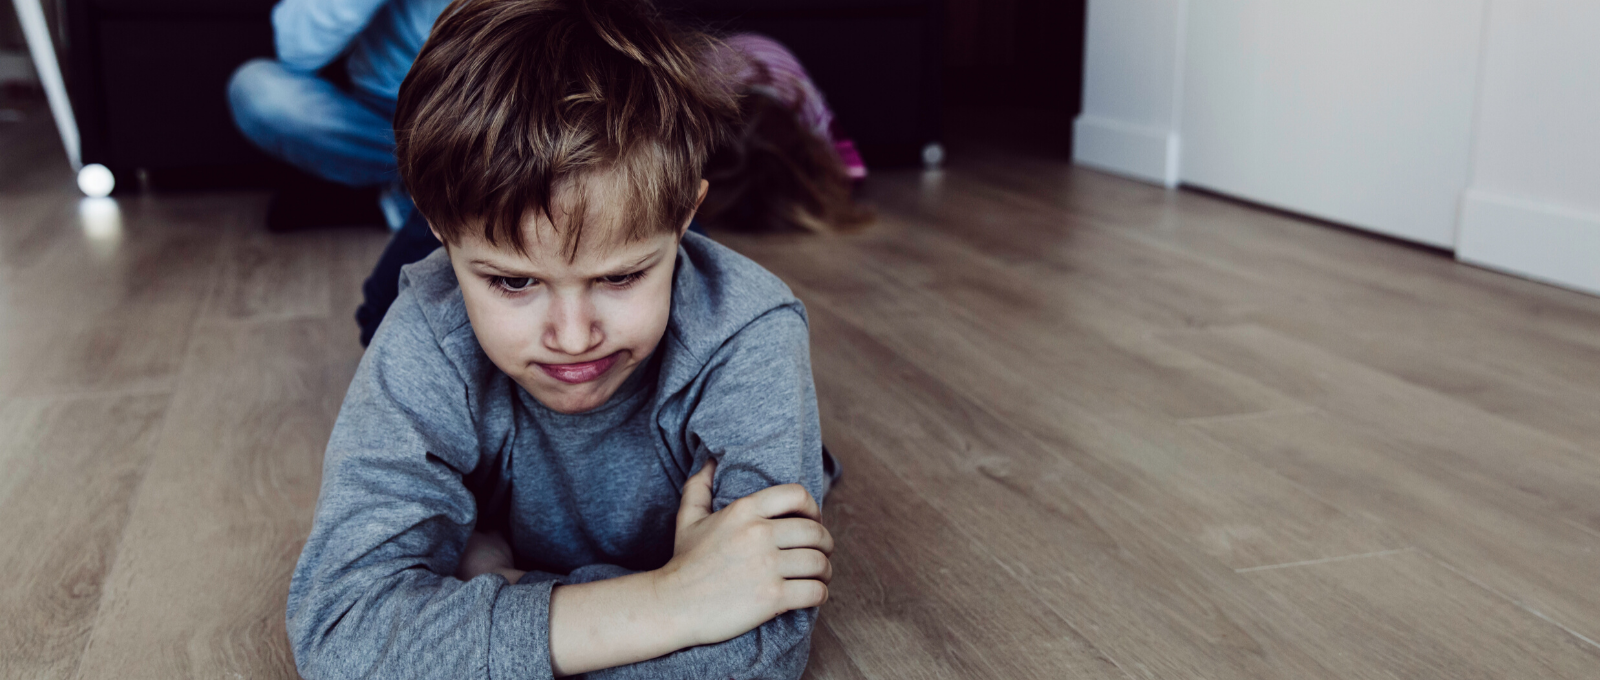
[3,104,1600,678]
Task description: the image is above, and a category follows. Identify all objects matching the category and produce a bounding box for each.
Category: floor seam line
[1234,547,1413,573]
[1562,517,1600,541]
[1179,406,1320,426]
[1428,553,1600,653]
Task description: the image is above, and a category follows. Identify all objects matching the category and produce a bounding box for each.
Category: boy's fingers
[748,484,821,521]
[776,548,832,583]
[686,458,717,487]
[771,518,834,555]
[779,579,829,610]
[676,460,717,527]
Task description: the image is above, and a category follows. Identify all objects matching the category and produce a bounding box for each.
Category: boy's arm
[287,297,564,680]
[548,306,829,679]
[454,457,829,677]
[270,0,390,73]
[691,307,828,511]
[291,299,824,679]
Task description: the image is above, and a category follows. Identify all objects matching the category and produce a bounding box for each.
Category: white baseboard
[1456,190,1600,297]
[1072,115,1180,188]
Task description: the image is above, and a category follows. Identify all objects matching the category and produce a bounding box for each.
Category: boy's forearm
[546,570,692,676]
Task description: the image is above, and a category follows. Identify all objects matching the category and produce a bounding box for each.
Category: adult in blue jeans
[228,0,452,346]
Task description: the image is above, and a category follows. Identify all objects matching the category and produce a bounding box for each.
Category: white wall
[1077,0,1600,296]
[1179,0,1486,249]
[1072,0,1187,187]
[1457,1,1600,295]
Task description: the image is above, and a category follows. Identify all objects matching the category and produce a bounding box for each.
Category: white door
[1179,0,1487,248]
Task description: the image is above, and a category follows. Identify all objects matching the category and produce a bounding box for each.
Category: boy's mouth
[537,351,623,384]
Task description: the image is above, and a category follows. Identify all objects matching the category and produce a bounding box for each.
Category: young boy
[285,0,835,677]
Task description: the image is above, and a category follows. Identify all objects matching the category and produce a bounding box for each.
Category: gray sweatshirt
[287,233,825,679]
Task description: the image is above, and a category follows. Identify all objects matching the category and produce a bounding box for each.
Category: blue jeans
[227,58,413,229]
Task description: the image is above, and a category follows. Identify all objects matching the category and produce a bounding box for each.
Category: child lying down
[286,0,840,677]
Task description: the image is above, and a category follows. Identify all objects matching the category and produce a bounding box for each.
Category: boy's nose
[544,293,603,357]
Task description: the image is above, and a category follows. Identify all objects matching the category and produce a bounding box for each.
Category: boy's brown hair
[395,0,738,256]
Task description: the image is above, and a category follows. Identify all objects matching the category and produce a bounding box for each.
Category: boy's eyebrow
[466,251,661,277]
[468,258,532,275]
[608,252,658,274]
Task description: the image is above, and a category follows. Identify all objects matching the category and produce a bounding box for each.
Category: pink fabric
[720,33,867,179]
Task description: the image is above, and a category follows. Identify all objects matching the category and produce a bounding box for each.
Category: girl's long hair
[698,86,872,234]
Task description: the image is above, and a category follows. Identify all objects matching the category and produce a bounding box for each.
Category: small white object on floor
[78,163,115,197]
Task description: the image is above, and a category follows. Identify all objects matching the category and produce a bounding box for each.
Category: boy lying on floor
[286,0,835,676]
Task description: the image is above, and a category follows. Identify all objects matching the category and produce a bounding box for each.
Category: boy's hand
[654,459,834,647]
[456,529,525,583]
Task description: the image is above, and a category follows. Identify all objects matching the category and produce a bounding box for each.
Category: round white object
[920,142,945,169]
[77,163,115,197]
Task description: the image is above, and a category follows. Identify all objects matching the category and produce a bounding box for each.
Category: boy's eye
[494,276,537,292]
[601,271,644,287]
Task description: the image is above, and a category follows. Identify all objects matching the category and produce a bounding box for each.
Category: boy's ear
[679,179,710,237]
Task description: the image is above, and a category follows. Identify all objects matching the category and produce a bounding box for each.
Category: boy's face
[437,179,706,414]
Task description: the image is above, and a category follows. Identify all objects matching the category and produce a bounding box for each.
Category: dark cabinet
[65,0,942,184]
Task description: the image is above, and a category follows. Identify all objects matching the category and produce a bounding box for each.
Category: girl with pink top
[721,34,867,181]
[699,33,873,234]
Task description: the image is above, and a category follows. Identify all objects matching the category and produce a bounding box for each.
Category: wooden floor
[4,102,1600,679]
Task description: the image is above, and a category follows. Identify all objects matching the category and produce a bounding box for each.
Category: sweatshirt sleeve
[271,0,391,73]
[569,305,825,680]
[285,292,557,680]
[692,306,827,511]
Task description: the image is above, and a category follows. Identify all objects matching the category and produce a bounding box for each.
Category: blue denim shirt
[287,234,826,679]
[272,0,454,105]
